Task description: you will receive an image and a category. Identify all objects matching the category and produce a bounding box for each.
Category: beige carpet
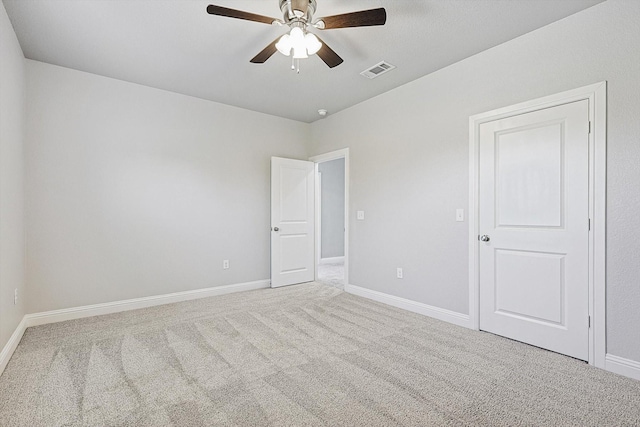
[1,282,639,426]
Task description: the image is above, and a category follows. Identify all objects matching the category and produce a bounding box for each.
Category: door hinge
[588,121,592,134]
[588,218,591,231]
[588,315,591,328]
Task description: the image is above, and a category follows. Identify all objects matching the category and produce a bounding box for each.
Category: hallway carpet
[1,282,639,426]
[317,261,344,289]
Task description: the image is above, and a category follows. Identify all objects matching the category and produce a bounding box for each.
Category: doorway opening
[310,149,349,289]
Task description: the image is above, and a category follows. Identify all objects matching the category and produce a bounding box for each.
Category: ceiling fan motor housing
[280,0,317,23]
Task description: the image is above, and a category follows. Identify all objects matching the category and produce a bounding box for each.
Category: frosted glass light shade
[293,46,308,59]
[275,34,292,56]
[305,33,322,55]
[290,27,305,51]
[289,27,304,43]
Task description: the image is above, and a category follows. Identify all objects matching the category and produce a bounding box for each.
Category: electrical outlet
[396,268,403,279]
[14,288,18,305]
[356,210,365,220]
[223,260,230,269]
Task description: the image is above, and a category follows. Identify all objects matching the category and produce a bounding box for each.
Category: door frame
[309,148,350,286]
[316,171,322,268]
[468,82,607,368]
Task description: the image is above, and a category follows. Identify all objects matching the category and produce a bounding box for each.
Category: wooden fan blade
[317,8,386,29]
[315,36,343,68]
[250,38,280,64]
[206,5,278,25]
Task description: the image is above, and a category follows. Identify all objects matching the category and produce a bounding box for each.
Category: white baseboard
[0,317,27,376]
[320,256,344,265]
[24,279,270,328]
[0,279,270,376]
[605,354,640,381]
[345,284,471,329]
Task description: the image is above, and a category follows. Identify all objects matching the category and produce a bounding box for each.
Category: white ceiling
[4,0,604,123]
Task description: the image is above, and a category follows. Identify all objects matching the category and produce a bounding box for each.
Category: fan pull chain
[290,57,301,74]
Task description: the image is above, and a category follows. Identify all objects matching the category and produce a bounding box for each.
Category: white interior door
[271,157,315,288]
[478,100,590,361]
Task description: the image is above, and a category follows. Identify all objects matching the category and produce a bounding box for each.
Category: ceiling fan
[206,0,387,70]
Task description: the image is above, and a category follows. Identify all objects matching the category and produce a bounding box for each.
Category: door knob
[273,227,279,231]
[479,235,490,242]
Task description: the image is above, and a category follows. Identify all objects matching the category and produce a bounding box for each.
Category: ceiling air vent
[360,61,396,79]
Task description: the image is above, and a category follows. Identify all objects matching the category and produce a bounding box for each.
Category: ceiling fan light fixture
[277,27,321,59]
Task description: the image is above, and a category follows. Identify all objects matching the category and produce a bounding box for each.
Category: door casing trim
[468,82,607,368]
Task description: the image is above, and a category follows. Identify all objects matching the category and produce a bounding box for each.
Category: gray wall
[25,60,309,313]
[0,2,26,352]
[318,158,345,259]
[310,0,640,362]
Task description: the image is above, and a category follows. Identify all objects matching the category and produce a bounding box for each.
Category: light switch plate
[357,210,365,220]
[456,209,464,222]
